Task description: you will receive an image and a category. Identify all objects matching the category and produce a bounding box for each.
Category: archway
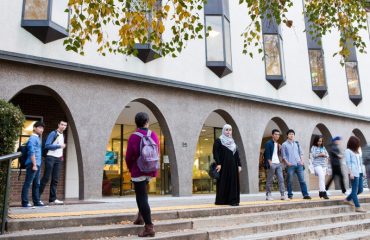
[192,110,247,194]
[9,85,82,202]
[308,123,332,190]
[352,128,367,146]
[258,117,289,192]
[102,99,176,196]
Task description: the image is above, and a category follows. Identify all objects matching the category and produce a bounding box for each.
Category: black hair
[33,121,45,128]
[286,129,295,136]
[272,129,280,135]
[313,135,323,147]
[347,136,360,153]
[135,112,149,128]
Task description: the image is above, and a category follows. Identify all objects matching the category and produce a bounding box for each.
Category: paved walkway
[9,190,370,219]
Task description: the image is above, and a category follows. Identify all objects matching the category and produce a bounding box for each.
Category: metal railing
[0,152,21,235]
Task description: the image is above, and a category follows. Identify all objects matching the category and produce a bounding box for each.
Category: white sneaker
[266,195,274,201]
[50,199,64,205]
[280,195,286,200]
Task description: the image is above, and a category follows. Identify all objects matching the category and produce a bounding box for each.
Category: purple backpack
[134,130,159,173]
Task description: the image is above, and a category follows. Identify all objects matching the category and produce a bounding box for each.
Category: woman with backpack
[213,124,242,206]
[126,112,160,237]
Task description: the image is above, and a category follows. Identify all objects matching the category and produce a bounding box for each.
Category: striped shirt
[310,146,328,167]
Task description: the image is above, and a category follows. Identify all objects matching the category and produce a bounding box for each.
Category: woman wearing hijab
[213,124,242,206]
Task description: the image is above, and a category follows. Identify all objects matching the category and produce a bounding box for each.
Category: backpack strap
[134,132,144,138]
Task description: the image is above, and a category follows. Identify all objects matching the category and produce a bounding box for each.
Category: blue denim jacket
[25,134,42,166]
[345,149,362,177]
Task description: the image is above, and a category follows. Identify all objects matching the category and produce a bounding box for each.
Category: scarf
[219,124,237,154]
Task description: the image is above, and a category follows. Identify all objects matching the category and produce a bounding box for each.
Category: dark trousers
[40,156,61,202]
[133,181,152,225]
[21,165,41,206]
[326,165,346,193]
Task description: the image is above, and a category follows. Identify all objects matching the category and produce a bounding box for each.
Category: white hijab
[219,124,237,154]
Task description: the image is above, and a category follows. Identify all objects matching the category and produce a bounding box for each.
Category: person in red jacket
[126,112,159,237]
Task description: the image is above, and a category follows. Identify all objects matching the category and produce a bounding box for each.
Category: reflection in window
[24,0,49,20]
[308,50,326,87]
[206,16,224,62]
[345,62,362,96]
[264,34,282,76]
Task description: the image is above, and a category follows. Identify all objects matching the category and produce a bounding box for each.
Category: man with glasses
[264,129,286,200]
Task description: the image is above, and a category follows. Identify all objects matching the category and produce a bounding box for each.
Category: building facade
[1,0,369,201]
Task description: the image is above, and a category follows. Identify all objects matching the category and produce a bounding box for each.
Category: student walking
[362,144,370,189]
[40,120,67,205]
[282,129,311,200]
[310,135,329,199]
[126,112,159,237]
[325,136,346,194]
[264,129,286,200]
[213,124,242,206]
[344,136,366,212]
[21,121,45,208]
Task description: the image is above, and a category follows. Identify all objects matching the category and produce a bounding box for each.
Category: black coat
[213,139,241,205]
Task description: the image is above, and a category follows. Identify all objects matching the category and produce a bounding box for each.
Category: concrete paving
[8,190,369,219]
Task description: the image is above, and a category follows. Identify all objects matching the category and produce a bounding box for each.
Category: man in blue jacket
[21,121,45,208]
[40,120,67,205]
[264,129,286,200]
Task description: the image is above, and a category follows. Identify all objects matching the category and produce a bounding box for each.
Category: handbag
[208,162,220,180]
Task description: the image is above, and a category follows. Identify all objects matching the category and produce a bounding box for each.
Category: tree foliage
[65,0,370,62]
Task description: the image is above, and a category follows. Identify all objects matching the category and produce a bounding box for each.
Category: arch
[258,116,290,192]
[9,85,84,199]
[352,128,367,146]
[310,123,333,148]
[106,97,177,196]
[193,109,248,193]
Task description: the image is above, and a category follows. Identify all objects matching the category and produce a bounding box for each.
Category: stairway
[2,198,370,240]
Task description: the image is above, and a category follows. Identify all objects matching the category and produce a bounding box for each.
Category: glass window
[51,0,69,28]
[308,50,326,87]
[345,62,362,96]
[24,0,49,20]
[206,16,224,62]
[224,18,232,66]
[263,34,282,76]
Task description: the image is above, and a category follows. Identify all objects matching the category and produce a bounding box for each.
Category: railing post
[1,160,12,234]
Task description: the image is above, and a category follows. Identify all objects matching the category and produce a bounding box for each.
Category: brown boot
[138,224,155,237]
[133,212,144,225]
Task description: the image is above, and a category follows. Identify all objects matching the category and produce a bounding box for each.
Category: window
[21,0,69,43]
[304,16,328,98]
[344,40,362,106]
[204,0,232,78]
[262,14,285,89]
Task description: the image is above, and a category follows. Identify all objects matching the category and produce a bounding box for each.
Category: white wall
[1,1,369,117]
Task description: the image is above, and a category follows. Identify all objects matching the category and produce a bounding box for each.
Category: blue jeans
[287,165,309,197]
[347,173,363,207]
[21,165,41,206]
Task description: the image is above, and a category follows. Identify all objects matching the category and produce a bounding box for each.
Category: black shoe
[322,192,329,200]
[288,196,293,200]
[303,196,312,200]
[319,191,323,198]
[230,203,239,206]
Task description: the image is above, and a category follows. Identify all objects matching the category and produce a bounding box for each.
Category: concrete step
[110,211,370,239]
[0,219,192,240]
[8,198,368,232]
[231,218,370,240]
[320,230,370,240]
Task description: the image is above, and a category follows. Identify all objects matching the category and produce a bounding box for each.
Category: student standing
[126,112,159,237]
[310,135,329,199]
[40,120,67,205]
[282,129,311,200]
[213,124,242,206]
[21,121,45,208]
[264,129,286,200]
